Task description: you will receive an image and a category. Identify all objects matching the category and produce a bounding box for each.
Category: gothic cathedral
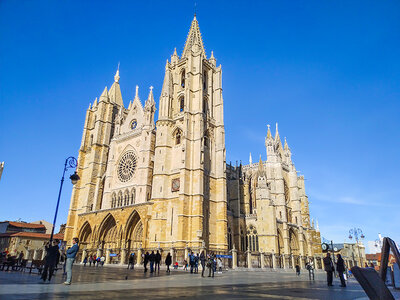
[65,16,322,269]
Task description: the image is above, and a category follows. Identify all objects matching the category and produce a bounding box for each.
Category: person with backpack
[336,254,347,287]
[200,251,206,277]
[323,253,335,286]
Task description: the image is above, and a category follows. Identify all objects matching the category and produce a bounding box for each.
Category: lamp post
[49,156,80,243]
[348,228,365,267]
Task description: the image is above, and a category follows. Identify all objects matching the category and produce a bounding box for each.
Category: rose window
[117,151,137,182]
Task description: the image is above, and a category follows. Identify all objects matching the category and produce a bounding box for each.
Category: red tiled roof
[6,221,46,229]
[0,232,63,239]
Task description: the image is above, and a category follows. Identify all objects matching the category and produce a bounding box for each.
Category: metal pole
[50,159,68,243]
[331,240,336,277]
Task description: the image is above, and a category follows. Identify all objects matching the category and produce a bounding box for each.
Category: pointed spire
[274,122,281,143]
[146,86,155,106]
[114,63,120,83]
[258,155,263,172]
[100,87,108,98]
[316,219,320,232]
[134,85,139,100]
[249,152,252,165]
[267,124,272,139]
[88,103,92,110]
[171,48,179,64]
[209,50,216,66]
[284,137,289,150]
[182,15,206,58]
[128,100,132,110]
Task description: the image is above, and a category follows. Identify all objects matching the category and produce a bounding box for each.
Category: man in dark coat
[165,252,172,273]
[155,250,161,273]
[200,251,206,277]
[323,253,335,286]
[41,240,59,282]
[149,251,156,273]
[336,254,347,287]
[144,252,149,273]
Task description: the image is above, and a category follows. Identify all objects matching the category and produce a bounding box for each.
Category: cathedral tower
[149,16,227,253]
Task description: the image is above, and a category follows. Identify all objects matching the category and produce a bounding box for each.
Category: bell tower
[149,16,227,254]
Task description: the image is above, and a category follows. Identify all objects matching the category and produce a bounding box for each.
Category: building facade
[0,221,63,260]
[65,16,322,268]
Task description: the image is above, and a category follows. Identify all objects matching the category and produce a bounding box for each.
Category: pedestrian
[17,251,24,265]
[149,251,155,273]
[306,260,315,280]
[41,239,59,282]
[62,251,67,275]
[323,253,334,287]
[64,237,79,285]
[295,264,300,276]
[165,252,172,273]
[174,262,178,269]
[336,254,347,287]
[128,254,135,269]
[100,256,105,266]
[189,251,195,273]
[96,257,100,267]
[92,255,96,267]
[194,253,199,274]
[218,258,223,273]
[183,259,188,271]
[155,250,161,273]
[200,251,206,277]
[83,256,88,266]
[144,252,149,273]
[207,254,215,278]
[89,255,93,267]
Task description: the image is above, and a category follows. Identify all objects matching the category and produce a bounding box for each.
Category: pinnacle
[267,124,272,139]
[182,16,206,58]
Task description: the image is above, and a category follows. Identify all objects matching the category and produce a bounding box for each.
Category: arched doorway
[78,222,92,247]
[125,211,143,264]
[98,214,118,251]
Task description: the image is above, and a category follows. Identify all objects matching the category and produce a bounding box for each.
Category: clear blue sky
[1,1,399,250]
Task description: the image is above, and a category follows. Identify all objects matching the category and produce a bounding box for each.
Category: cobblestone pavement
[0,265,374,299]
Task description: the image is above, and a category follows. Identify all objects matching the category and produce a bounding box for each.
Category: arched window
[175,130,181,145]
[179,96,184,112]
[228,227,233,250]
[89,134,93,147]
[131,188,136,205]
[204,136,209,147]
[247,226,259,252]
[203,97,208,114]
[241,230,245,251]
[124,194,128,206]
[111,194,116,208]
[181,69,185,88]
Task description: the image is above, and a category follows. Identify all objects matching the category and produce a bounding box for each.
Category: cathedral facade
[65,16,322,269]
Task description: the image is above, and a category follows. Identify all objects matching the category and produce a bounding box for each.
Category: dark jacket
[323,256,334,272]
[44,245,59,265]
[155,253,161,263]
[149,253,156,262]
[336,257,345,272]
[200,253,206,265]
[165,254,172,266]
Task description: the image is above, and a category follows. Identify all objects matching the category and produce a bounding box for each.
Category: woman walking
[165,252,172,273]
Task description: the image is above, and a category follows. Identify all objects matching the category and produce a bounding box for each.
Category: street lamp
[49,156,80,243]
[348,228,365,267]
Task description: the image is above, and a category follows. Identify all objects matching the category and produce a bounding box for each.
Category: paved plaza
[0,264,382,300]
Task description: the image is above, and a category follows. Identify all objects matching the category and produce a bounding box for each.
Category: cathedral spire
[249,152,252,165]
[114,63,120,83]
[146,86,155,106]
[274,122,281,144]
[258,155,263,172]
[109,67,123,106]
[267,124,272,139]
[134,85,139,101]
[182,15,206,58]
[284,137,289,150]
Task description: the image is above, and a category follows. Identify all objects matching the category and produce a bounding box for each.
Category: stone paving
[0,264,382,299]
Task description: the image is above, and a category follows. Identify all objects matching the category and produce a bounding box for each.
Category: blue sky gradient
[1,1,399,250]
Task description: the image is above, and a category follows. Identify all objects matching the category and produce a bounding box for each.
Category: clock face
[131,120,137,130]
[171,178,180,192]
[321,243,328,251]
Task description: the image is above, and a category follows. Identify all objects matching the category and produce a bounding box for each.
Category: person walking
[155,250,161,273]
[336,254,347,287]
[207,254,215,278]
[194,253,199,274]
[17,251,24,265]
[100,256,105,266]
[149,251,155,273]
[218,258,223,273]
[323,253,335,286]
[83,256,88,267]
[200,251,206,277]
[128,254,135,269]
[64,237,79,285]
[295,264,300,276]
[144,252,149,273]
[41,240,59,282]
[165,253,172,273]
[189,251,195,273]
[89,255,93,267]
[306,260,315,280]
